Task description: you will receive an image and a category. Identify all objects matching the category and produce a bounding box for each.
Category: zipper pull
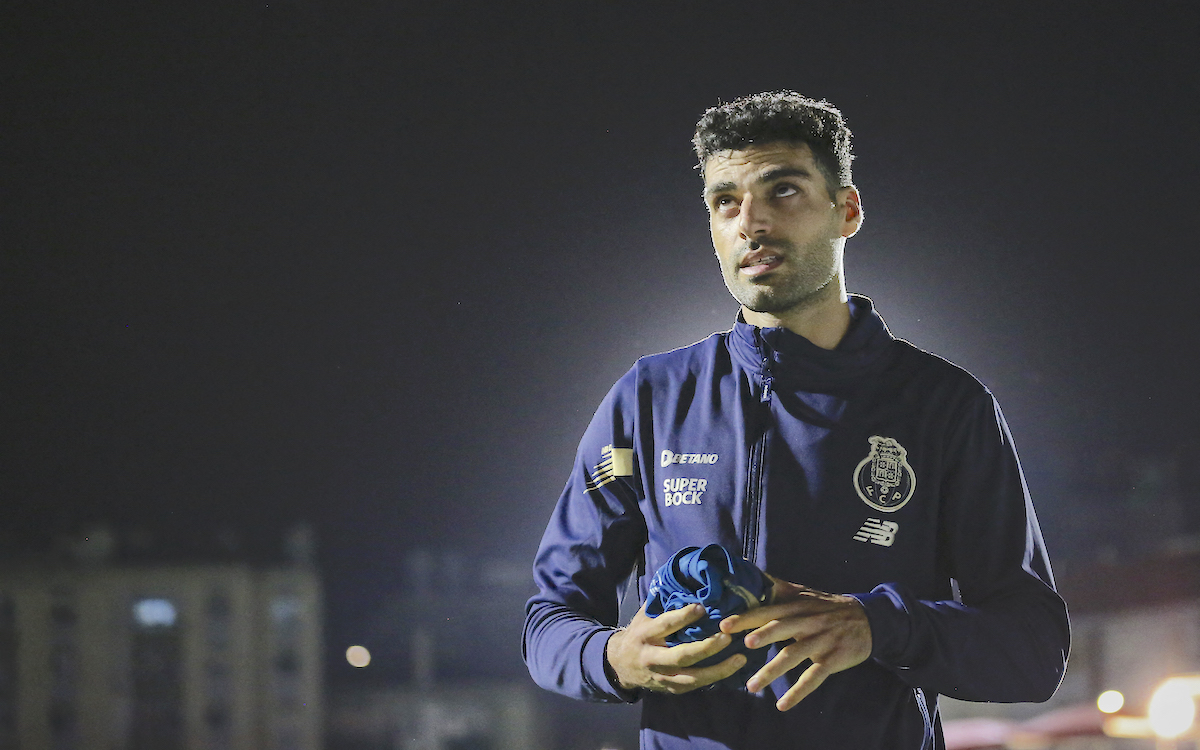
[760,353,773,403]
[754,329,773,403]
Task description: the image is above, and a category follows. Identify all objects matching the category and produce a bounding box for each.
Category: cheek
[711,236,735,273]
[711,223,736,256]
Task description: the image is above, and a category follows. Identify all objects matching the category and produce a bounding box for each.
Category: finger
[719,613,749,635]
[723,594,844,638]
[651,652,748,694]
[721,601,794,635]
[742,612,821,650]
[776,662,831,711]
[654,631,734,668]
[745,640,811,693]
[642,603,708,638]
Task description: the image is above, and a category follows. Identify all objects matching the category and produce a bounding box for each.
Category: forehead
[702,141,820,188]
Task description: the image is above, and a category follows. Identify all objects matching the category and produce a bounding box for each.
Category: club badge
[853,436,916,513]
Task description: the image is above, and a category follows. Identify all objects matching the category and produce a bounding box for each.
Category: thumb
[640,603,706,638]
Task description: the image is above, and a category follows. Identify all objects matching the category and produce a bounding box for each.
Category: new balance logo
[853,518,899,547]
[586,445,633,491]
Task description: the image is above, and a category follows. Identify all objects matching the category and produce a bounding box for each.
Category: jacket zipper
[742,334,773,563]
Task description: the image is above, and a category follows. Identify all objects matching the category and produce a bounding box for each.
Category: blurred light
[346,645,371,668]
[1149,679,1197,738]
[1103,715,1153,739]
[1097,690,1125,713]
[133,598,177,628]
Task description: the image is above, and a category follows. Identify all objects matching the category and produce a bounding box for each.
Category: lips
[738,248,783,278]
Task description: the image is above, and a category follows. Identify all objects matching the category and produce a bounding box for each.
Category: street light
[1102,676,1200,744]
[1097,690,1125,714]
[1148,676,1200,739]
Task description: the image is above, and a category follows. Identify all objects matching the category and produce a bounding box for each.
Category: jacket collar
[729,294,896,390]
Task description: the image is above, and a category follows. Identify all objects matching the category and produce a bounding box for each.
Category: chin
[740,299,789,316]
[735,286,790,313]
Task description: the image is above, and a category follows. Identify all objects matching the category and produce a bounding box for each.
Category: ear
[836,186,863,238]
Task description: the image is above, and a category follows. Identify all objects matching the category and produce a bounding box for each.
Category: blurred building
[941,535,1200,735]
[1054,537,1200,712]
[325,549,565,750]
[0,526,323,750]
[327,683,542,750]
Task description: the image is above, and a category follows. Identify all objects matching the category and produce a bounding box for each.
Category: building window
[48,590,78,750]
[269,595,302,636]
[269,593,305,710]
[129,597,183,750]
[205,703,232,749]
[132,598,177,628]
[273,650,299,675]
[204,590,234,749]
[206,592,231,646]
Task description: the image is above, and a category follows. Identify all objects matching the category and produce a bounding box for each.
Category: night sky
[3,0,1199,691]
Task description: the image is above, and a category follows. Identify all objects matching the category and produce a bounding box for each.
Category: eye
[711,195,736,212]
[772,183,799,198]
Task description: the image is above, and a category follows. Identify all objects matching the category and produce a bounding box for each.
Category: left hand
[719,576,873,711]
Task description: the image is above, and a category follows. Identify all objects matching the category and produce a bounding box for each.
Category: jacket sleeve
[522,367,647,703]
[853,392,1070,702]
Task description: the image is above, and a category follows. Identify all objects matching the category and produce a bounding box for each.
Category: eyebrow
[761,166,816,183]
[703,180,737,198]
[703,166,818,199]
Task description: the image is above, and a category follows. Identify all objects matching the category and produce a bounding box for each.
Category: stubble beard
[724,238,842,317]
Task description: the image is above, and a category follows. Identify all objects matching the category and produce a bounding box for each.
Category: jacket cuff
[583,629,640,703]
[851,585,914,666]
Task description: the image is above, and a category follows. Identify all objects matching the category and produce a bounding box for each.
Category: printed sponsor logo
[662,477,707,507]
[660,450,719,467]
[585,444,633,491]
[853,436,917,513]
[853,518,899,547]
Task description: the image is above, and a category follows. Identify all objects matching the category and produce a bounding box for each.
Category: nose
[735,193,769,239]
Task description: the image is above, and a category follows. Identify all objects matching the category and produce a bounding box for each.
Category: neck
[741,279,851,350]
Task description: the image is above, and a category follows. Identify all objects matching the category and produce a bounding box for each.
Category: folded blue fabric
[645,544,773,687]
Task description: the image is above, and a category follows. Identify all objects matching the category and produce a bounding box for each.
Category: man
[523,91,1069,749]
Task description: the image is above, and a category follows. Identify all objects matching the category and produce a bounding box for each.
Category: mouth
[738,249,783,278]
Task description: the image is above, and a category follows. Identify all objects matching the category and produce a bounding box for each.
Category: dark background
[3,0,1198,721]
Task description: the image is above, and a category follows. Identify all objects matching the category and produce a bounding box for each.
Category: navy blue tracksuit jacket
[524,296,1070,749]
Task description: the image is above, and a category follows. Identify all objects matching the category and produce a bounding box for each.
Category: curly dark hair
[693,91,854,195]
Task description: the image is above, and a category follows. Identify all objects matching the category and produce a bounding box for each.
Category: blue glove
[644,544,773,687]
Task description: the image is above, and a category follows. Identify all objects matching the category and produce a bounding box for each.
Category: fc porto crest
[853,436,916,513]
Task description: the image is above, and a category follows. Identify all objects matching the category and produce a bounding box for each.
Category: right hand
[605,602,747,694]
